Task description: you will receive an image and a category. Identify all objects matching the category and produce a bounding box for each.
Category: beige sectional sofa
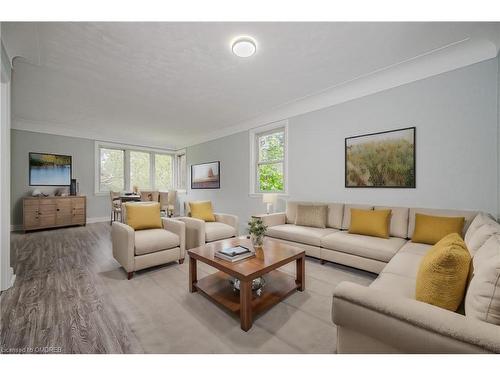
[260,201,500,353]
[261,201,476,274]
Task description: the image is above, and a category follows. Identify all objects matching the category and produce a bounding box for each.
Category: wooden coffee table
[188,237,305,331]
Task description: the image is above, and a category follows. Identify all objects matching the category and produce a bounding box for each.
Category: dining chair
[140,190,159,202]
[110,191,122,224]
[159,190,177,217]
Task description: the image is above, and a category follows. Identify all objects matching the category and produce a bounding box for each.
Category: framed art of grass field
[345,127,416,188]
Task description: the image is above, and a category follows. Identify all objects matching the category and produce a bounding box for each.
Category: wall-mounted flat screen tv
[29,152,72,186]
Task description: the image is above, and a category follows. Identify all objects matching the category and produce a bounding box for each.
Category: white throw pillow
[465,212,497,249]
[467,223,500,257]
[465,234,500,325]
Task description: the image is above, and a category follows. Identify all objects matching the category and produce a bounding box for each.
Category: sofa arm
[162,218,186,259]
[111,222,135,272]
[332,281,500,353]
[177,217,206,250]
[258,212,286,227]
[214,213,239,236]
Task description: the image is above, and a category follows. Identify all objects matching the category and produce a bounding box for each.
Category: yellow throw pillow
[348,209,391,239]
[125,202,162,230]
[412,213,465,245]
[189,201,216,222]
[415,233,471,311]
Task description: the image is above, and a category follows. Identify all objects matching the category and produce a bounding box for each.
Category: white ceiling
[3,22,500,149]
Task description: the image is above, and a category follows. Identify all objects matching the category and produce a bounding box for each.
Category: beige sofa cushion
[408,208,477,239]
[464,212,498,250]
[205,222,236,242]
[327,203,344,229]
[134,229,180,255]
[396,241,432,256]
[465,212,495,243]
[465,234,500,325]
[285,201,300,224]
[341,204,374,230]
[320,231,406,262]
[295,204,327,228]
[467,223,500,257]
[370,273,417,299]
[285,201,321,224]
[369,241,430,298]
[375,206,409,239]
[266,224,337,247]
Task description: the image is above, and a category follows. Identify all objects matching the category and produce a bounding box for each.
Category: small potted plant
[248,217,267,248]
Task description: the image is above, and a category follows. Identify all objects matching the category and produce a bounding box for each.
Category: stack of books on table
[215,246,255,262]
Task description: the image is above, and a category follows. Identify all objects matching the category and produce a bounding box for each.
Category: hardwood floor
[1,223,375,354]
[1,224,143,353]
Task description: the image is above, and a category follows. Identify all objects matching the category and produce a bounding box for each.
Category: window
[130,151,151,190]
[95,142,175,194]
[249,120,288,195]
[99,148,124,192]
[155,153,173,190]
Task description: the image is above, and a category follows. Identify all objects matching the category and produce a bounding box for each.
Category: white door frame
[1,37,15,292]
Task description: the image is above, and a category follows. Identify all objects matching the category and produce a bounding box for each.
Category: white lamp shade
[262,193,277,204]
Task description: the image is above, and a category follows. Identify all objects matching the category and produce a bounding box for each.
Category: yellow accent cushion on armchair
[125,202,162,230]
[189,201,216,222]
[412,213,465,245]
[415,233,471,311]
[348,209,391,239]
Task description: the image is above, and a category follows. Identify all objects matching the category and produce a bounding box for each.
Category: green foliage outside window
[155,154,173,190]
[100,148,124,192]
[258,131,285,192]
[130,151,151,189]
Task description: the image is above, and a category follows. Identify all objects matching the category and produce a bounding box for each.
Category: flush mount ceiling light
[231,36,257,58]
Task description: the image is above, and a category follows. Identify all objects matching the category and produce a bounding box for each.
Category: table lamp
[262,193,277,214]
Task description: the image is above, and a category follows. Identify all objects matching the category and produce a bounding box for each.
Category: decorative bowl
[231,277,266,296]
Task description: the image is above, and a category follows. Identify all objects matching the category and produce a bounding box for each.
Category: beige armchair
[111,217,186,279]
[178,202,239,250]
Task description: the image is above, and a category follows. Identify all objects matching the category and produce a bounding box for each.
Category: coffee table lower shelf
[194,270,299,318]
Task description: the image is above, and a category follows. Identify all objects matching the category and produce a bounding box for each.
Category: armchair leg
[320,259,326,265]
[178,258,185,264]
[127,271,134,280]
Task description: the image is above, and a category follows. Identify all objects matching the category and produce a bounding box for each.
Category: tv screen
[29,152,72,186]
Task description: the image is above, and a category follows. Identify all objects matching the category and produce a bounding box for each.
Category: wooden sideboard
[23,196,87,231]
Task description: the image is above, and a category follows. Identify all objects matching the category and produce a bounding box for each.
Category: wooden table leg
[189,256,197,293]
[296,254,305,291]
[240,279,252,331]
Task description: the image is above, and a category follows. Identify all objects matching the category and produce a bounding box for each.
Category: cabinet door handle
[57,208,60,211]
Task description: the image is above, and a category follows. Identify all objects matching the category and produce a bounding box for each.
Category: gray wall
[184,58,500,232]
[11,130,108,225]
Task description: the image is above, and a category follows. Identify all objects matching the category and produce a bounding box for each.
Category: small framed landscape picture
[345,127,416,188]
[191,161,220,189]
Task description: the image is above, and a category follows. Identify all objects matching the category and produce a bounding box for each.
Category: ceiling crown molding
[186,37,498,148]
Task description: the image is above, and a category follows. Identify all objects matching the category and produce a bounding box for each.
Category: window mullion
[124,150,130,191]
[257,159,284,166]
[151,152,155,190]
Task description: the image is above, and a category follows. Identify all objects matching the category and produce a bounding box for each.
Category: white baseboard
[1,266,15,292]
[10,216,110,231]
[86,216,110,224]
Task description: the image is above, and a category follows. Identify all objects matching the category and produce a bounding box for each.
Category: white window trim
[174,149,187,194]
[249,120,289,197]
[94,141,176,196]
